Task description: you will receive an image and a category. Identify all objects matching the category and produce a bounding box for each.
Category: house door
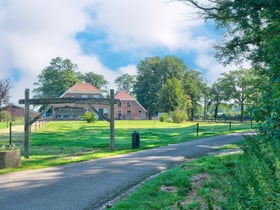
[98,108,104,120]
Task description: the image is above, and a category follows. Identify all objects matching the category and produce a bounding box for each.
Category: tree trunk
[214,103,219,122]
[240,101,244,122]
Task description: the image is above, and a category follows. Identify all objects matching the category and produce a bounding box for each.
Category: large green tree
[182,0,280,134]
[114,73,136,95]
[181,2,280,207]
[218,69,256,121]
[158,78,190,112]
[209,81,226,122]
[82,72,108,90]
[183,70,205,121]
[134,57,161,118]
[134,56,187,118]
[33,57,81,98]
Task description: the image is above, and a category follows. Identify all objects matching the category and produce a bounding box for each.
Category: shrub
[223,136,280,209]
[171,110,187,123]
[159,113,168,122]
[82,111,96,123]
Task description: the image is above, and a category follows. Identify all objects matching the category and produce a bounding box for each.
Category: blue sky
[0,0,239,104]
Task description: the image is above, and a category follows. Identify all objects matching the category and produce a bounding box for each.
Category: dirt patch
[183,173,209,206]
[160,185,178,193]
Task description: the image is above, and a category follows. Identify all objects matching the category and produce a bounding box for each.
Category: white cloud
[0,0,237,104]
[90,0,204,51]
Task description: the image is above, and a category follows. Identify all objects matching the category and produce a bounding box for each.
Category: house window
[118,102,121,107]
[82,95,88,98]
[127,102,132,107]
[138,111,142,119]
[93,95,99,98]
[127,111,131,119]
[118,111,122,120]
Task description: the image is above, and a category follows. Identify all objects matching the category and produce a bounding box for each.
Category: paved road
[0,133,245,210]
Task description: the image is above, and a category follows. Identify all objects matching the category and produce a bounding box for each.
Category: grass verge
[111,146,242,210]
[111,135,280,210]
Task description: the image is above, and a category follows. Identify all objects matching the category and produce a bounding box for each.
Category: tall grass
[222,136,280,209]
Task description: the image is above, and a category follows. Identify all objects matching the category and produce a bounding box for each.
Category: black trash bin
[132,131,140,149]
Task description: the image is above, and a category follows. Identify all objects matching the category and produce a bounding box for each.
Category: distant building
[51,83,147,120]
[52,82,108,120]
[2,104,38,119]
[114,90,147,120]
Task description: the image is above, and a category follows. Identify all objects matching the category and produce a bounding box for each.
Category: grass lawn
[0,120,254,174]
[111,148,242,210]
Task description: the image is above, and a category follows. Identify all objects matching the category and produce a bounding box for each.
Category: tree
[182,0,280,135]
[0,79,12,110]
[134,57,161,118]
[134,56,187,118]
[33,57,82,98]
[217,69,256,122]
[183,70,205,121]
[181,1,280,207]
[158,78,191,112]
[114,73,136,95]
[209,82,225,122]
[82,72,108,90]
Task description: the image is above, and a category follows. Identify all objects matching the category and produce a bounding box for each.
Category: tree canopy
[83,72,108,90]
[0,79,12,110]
[33,57,81,98]
[182,0,280,132]
[115,73,136,95]
[134,56,192,118]
[33,57,109,98]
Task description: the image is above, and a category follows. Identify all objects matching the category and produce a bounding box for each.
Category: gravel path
[0,132,245,210]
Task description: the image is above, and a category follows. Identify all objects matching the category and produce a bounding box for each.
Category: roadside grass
[111,134,280,210]
[111,148,242,210]
[0,120,254,174]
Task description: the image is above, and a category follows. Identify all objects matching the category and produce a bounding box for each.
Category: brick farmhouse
[51,83,147,120]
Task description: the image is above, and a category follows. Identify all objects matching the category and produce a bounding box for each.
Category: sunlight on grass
[111,153,241,210]
[0,120,254,174]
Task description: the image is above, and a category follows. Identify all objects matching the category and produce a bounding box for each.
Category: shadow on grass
[0,121,253,173]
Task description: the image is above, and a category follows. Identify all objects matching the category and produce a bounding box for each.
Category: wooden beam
[19,97,120,105]
[110,89,115,151]
[87,104,110,122]
[29,104,52,125]
[24,89,30,159]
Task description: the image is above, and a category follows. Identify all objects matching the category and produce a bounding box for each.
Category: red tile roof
[67,83,100,92]
[115,90,134,100]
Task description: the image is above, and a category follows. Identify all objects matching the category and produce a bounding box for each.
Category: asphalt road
[0,133,245,210]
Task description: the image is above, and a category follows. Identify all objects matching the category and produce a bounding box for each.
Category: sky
[0,0,240,104]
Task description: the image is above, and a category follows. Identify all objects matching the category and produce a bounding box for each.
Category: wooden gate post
[24,89,30,158]
[110,89,115,150]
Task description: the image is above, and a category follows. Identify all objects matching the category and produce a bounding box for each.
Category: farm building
[2,104,38,119]
[51,82,147,120]
[115,90,147,120]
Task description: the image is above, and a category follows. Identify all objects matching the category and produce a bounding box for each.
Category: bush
[223,136,280,209]
[82,111,96,123]
[171,110,187,123]
[159,113,168,122]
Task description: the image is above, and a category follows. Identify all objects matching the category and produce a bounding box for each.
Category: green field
[0,120,254,174]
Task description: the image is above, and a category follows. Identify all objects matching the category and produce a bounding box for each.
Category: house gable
[114,90,147,120]
[52,83,108,120]
[60,82,104,98]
